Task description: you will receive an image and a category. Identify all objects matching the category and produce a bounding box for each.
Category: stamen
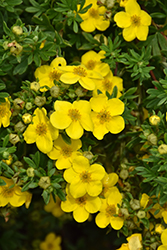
[106,204,116,217]
[36,123,47,136]
[97,109,111,124]
[86,60,96,70]
[68,109,81,121]
[131,15,141,26]
[80,171,91,183]
[73,67,87,77]
[49,70,62,81]
[89,8,99,18]
[102,79,112,92]
[61,147,73,158]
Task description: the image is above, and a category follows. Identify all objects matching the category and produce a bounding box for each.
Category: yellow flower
[117,234,142,250]
[47,135,82,170]
[114,1,151,42]
[35,57,66,92]
[40,232,61,250]
[23,108,59,154]
[59,64,103,90]
[64,155,105,198]
[95,186,124,230]
[90,94,125,140]
[0,176,32,208]
[50,100,93,139]
[81,50,110,77]
[0,98,11,128]
[119,0,136,7]
[61,186,101,223]
[93,70,123,97]
[44,194,64,217]
[158,229,167,250]
[78,0,110,32]
[101,172,119,198]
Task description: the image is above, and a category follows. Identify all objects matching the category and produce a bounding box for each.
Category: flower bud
[119,169,129,180]
[9,133,20,145]
[137,210,146,219]
[26,167,35,177]
[123,182,131,192]
[13,98,25,110]
[25,102,33,110]
[2,155,13,165]
[75,87,86,97]
[34,96,46,107]
[158,144,167,155]
[149,115,160,126]
[130,199,140,210]
[12,26,23,35]
[94,34,108,45]
[155,224,165,234]
[147,134,157,145]
[82,151,94,160]
[50,85,60,98]
[120,208,129,219]
[12,161,23,170]
[106,0,115,8]
[2,151,10,160]
[30,81,40,92]
[10,41,23,55]
[68,92,76,99]
[14,121,26,133]
[22,113,32,124]
[38,176,50,189]
[3,41,9,50]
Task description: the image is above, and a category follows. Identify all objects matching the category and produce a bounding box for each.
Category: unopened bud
[30,81,40,92]
[75,87,86,97]
[119,169,129,180]
[38,176,50,189]
[2,155,13,165]
[26,167,35,177]
[22,113,32,124]
[12,160,23,170]
[13,98,25,110]
[120,208,129,219]
[10,41,23,55]
[25,102,33,110]
[68,92,76,98]
[50,85,60,98]
[155,224,165,234]
[12,26,23,35]
[34,96,46,107]
[123,182,131,192]
[158,144,167,155]
[130,199,140,210]
[137,210,146,219]
[14,121,26,133]
[106,0,115,8]
[149,115,160,126]
[147,134,157,145]
[82,151,94,160]
[9,133,20,145]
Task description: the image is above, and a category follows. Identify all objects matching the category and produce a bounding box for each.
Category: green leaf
[61,133,71,145]
[56,189,66,201]
[23,157,36,168]
[151,13,167,18]
[3,134,9,147]
[13,57,28,75]
[42,190,50,204]
[0,178,6,186]
[0,83,6,91]
[3,21,11,35]
[73,21,78,33]
[0,92,9,98]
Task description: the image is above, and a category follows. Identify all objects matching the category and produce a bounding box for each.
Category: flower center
[49,70,62,81]
[47,243,54,250]
[131,15,141,26]
[73,66,87,77]
[89,8,99,18]
[0,105,7,117]
[76,195,87,206]
[2,186,15,198]
[106,204,116,217]
[68,109,81,121]
[80,171,91,183]
[36,123,47,136]
[86,60,96,70]
[102,79,112,92]
[97,109,111,124]
[61,146,73,158]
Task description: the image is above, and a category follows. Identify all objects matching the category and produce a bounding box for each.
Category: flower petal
[95,212,110,228]
[36,134,53,153]
[136,25,149,41]
[85,196,101,213]
[106,116,125,134]
[66,121,84,139]
[140,10,151,26]
[80,19,96,32]
[90,164,105,180]
[50,111,71,129]
[114,12,131,28]
[60,72,80,84]
[110,216,124,230]
[123,26,137,42]
[79,77,96,90]
[73,206,89,222]
[87,180,103,197]
[70,180,87,198]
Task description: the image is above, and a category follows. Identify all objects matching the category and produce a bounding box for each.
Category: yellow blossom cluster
[60,155,124,230]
